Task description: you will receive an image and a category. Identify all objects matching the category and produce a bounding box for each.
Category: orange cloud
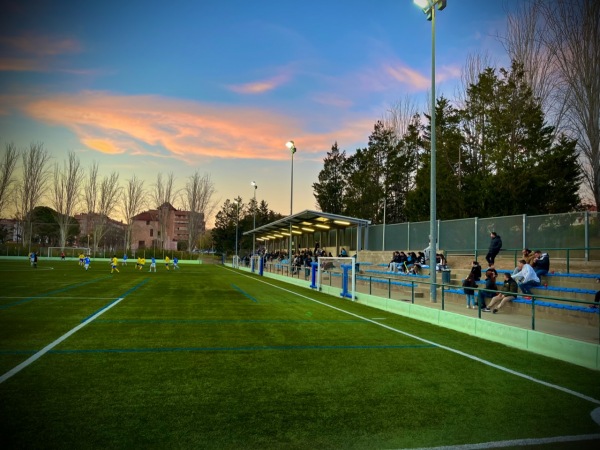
[7,91,370,162]
[227,73,291,94]
[0,34,81,56]
[386,64,430,90]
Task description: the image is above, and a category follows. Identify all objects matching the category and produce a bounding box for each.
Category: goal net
[250,255,261,273]
[316,256,356,300]
[232,255,240,269]
[48,247,91,258]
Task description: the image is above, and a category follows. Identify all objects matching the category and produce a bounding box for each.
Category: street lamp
[286,140,296,273]
[251,181,258,255]
[414,0,446,302]
[233,199,240,263]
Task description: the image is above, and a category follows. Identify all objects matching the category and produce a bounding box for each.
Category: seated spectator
[522,248,536,265]
[339,247,348,257]
[388,251,400,271]
[512,259,541,295]
[469,261,482,281]
[435,252,447,271]
[487,273,518,313]
[404,251,417,273]
[478,269,497,310]
[532,250,550,278]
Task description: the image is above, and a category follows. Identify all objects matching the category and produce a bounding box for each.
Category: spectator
[388,251,400,272]
[485,231,502,267]
[479,269,497,311]
[462,273,477,309]
[522,248,536,265]
[339,248,348,257]
[593,278,600,309]
[532,250,550,278]
[512,259,541,295]
[435,252,447,271]
[469,261,482,281]
[487,273,519,314]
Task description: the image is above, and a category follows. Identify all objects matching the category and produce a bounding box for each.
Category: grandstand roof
[243,210,371,242]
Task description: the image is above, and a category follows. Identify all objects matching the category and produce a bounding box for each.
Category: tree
[213,198,243,254]
[51,152,83,249]
[181,172,216,252]
[85,169,121,253]
[502,0,599,208]
[120,175,147,252]
[14,143,51,248]
[152,172,177,250]
[312,143,347,214]
[0,142,19,217]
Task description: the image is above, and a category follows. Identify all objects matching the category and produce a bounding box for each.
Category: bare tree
[501,0,566,136]
[502,0,600,207]
[15,143,51,247]
[120,175,147,252]
[181,172,216,252]
[383,95,420,142]
[152,172,177,250]
[51,152,83,248]
[0,142,19,217]
[92,172,121,252]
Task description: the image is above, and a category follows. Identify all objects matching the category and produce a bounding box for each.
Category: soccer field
[0,259,599,449]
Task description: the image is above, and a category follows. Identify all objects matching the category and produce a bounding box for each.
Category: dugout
[243,210,371,257]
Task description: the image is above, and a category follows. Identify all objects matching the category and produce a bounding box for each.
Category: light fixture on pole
[286,140,296,273]
[251,181,258,256]
[414,0,446,302]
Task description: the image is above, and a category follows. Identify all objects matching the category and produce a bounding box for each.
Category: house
[130,203,205,251]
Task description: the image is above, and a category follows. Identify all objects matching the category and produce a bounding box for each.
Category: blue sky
[0,0,518,226]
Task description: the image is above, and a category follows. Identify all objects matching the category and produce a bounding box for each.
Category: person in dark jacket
[485,232,502,267]
[487,273,519,313]
[478,269,497,310]
[532,250,550,278]
[469,261,482,281]
[462,273,477,309]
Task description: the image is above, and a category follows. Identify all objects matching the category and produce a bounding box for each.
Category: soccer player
[136,256,142,270]
[79,253,85,266]
[149,256,156,272]
[84,255,91,271]
[140,257,146,271]
[173,256,180,270]
[110,255,120,273]
[122,254,128,266]
[165,256,171,270]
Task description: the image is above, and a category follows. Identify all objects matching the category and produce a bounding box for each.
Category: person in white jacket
[512,259,540,295]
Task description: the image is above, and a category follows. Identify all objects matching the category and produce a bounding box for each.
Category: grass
[0,258,599,449]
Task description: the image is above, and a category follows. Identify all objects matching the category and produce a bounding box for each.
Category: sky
[0,0,519,227]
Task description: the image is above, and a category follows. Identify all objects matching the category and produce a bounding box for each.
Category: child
[462,273,477,309]
[110,255,120,273]
[165,256,171,270]
[149,256,156,272]
[84,255,91,271]
[173,256,180,270]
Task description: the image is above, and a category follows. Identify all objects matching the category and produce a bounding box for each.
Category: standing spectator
[60,251,65,261]
[488,273,519,313]
[512,259,541,295]
[469,261,482,281]
[485,232,502,267]
[478,269,497,311]
[532,250,550,278]
[462,273,477,309]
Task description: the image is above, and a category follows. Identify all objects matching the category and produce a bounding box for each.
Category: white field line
[224,266,600,406]
[400,433,600,449]
[0,296,115,300]
[0,297,125,385]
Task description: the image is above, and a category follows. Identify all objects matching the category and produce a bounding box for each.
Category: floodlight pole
[234,199,239,259]
[251,181,257,256]
[415,0,445,302]
[286,141,296,274]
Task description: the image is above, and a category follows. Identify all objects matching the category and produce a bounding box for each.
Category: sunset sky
[0,0,519,226]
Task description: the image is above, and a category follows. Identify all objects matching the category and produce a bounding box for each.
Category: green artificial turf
[0,259,598,449]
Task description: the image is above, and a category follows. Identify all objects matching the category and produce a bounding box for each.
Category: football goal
[232,255,240,269]
[47,247,91,258]
[316,256,356,300]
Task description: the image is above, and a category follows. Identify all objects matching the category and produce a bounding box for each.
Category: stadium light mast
[233,198,240,260]
[414,0,446,302]
[286,140,296,274]
[251,181,258,256]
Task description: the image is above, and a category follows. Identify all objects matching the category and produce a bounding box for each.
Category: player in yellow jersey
[136,256,142,270]
[79,253,85,266]
[165,256,171,270]
[139,257,146,271]
[110,255,120,273]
